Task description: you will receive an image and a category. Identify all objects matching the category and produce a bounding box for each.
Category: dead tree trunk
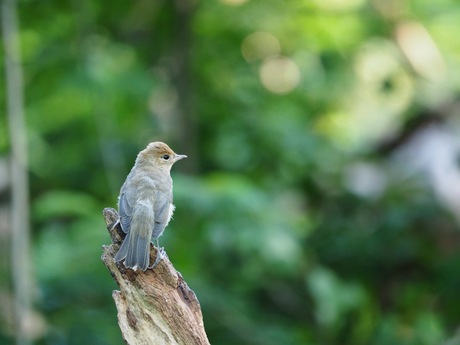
[101,207,210,345]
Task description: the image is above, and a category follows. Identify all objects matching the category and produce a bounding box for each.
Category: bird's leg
[110,218,120,231]
[149,239,165,269]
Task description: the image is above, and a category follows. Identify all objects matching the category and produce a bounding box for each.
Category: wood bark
[101,207,210,345]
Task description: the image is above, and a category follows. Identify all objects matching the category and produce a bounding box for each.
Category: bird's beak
[174,154,187,162]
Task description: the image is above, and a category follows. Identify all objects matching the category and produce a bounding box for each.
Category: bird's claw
[110,218,120,231]
[149,247,165,269]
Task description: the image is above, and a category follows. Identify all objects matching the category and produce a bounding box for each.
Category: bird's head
[137,141,187,169]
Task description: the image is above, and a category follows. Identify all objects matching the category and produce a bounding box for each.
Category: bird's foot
[110,218,120,231]
[149,247,165,269]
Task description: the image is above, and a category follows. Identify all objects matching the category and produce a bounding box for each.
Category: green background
[2,0,460,344]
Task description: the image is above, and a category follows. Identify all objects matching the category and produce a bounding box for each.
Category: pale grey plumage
[114,142,186,271]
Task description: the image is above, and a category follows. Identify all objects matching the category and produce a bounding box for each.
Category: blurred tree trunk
[1,0,34,344]
[170,0,198,174]
[102,208,210,345]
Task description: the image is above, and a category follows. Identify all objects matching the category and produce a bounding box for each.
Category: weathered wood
[101,207,210,345]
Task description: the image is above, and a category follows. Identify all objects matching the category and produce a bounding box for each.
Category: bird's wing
[118,183,136,234]
[152,192,173,239]
[115,177,156,271]
[115,199,154,271]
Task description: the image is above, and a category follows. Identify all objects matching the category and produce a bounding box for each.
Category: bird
[114,141,187,271]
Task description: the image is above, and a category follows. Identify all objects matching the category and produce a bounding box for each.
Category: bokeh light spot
[219,0,248,6]
[241,31,281,63]
[259,56,300,94]
[312,0,364,11]
[395,20,446,82]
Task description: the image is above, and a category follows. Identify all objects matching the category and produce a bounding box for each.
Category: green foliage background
[2,0,460,344]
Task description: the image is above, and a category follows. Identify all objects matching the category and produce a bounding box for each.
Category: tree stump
[101,207,210,345]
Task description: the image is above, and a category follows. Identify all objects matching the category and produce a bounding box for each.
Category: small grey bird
[114,142,187,271]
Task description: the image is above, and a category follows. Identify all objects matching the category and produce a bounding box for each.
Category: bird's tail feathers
[114,231,150,271]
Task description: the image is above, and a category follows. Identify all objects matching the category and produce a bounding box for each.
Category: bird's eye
[162,154,170,160]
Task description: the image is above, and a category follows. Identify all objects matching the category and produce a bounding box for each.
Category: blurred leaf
[33,190,100,221]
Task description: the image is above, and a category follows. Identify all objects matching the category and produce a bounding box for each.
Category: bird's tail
[114,231,150,271]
